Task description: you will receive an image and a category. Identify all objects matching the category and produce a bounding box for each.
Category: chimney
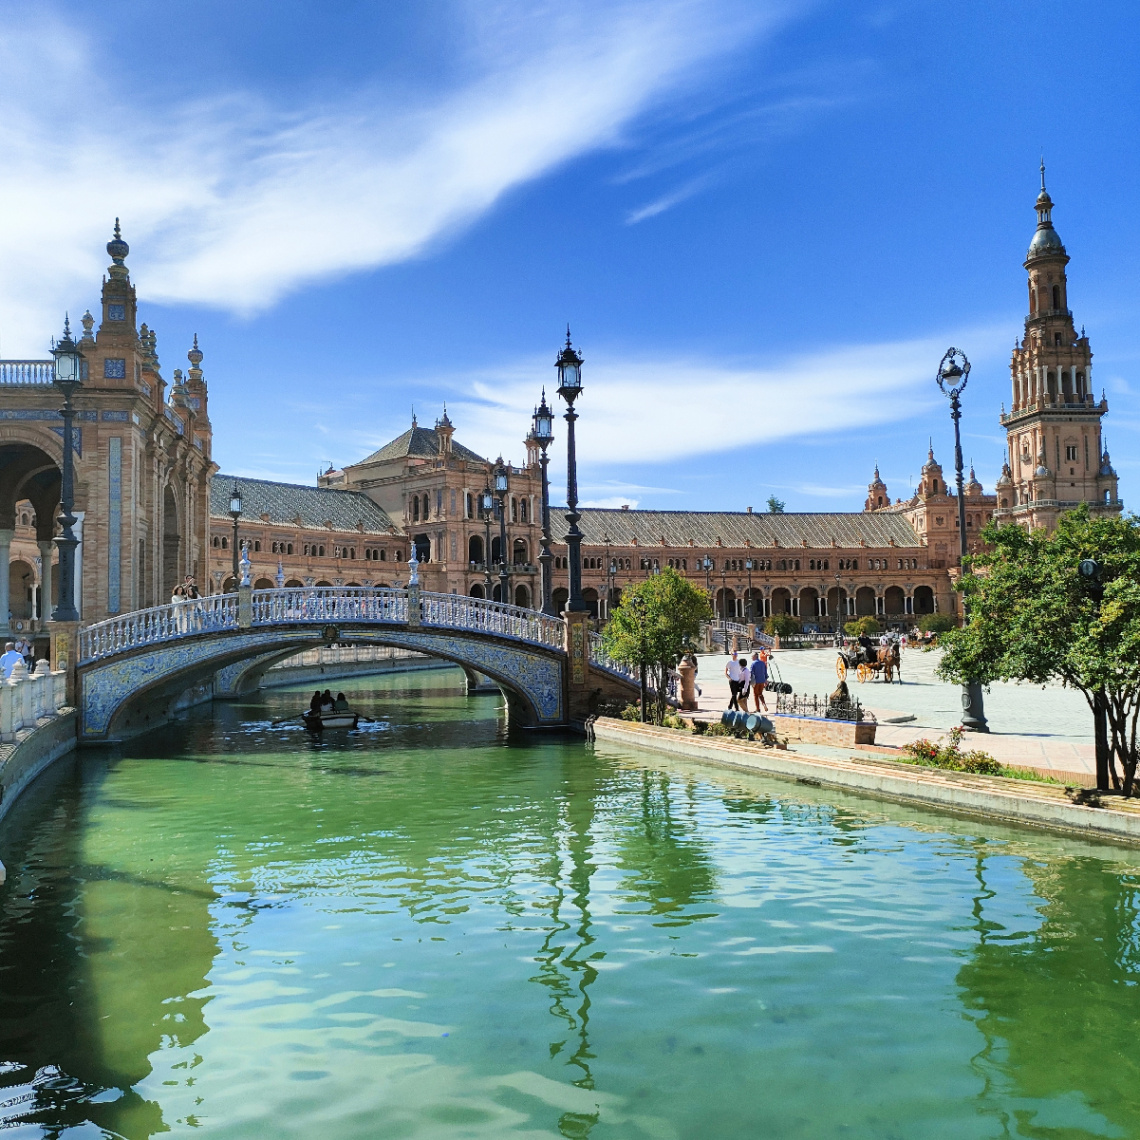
[747,506,753,514]
[621,504,630,511]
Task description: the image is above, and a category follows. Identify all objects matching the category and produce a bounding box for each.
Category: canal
[1,667,1139,1138]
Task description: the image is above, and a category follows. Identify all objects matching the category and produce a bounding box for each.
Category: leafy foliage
[764,613,801,638]
[918,613,956,634]
[938,507,1140,793]
[844,616,881,637]
[601,567,712,724]
[766,495,786,514]
[902,727,1003,775]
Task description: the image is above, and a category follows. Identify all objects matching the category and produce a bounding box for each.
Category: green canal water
[1,668,1140,1138]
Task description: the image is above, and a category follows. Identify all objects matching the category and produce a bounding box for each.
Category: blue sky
[2,0,1137,511]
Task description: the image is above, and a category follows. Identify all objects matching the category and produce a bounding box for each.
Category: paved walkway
[692,648,1095,779]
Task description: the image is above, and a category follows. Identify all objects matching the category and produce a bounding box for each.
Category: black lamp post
[937,347,988,732]
[494,458,510,604]
[720,564,728,620]
[1078,557,1111,790]
[702,556,713,595]
[834,571,843,636]
[556,328,587,612]
[532,393,555,615]
[479,485,494,599]
[745,559,754,622]
[49,316,83,623]
[228,485,243,591]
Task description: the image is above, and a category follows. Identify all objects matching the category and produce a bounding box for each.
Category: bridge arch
[74,587,646,741]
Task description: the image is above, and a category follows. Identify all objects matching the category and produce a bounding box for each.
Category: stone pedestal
[237,584,252,629]
[678,661,698,711]
[563,609,592,721]
[47,620,79,706]
[407,583,421,627]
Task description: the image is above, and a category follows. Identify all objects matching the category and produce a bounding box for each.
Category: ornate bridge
[76,587,638,740]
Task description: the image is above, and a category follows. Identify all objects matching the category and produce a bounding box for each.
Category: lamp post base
[960,681,989,733]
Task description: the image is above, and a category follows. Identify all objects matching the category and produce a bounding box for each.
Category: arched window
[466,492,474,518]
[221,536,228,550]
[511,497,518,524]
[412,497,419,521]
[253,540,261,552]
[520,499,528,523]
[318,545,325,557]
[380,549,387,561]
[212,536,219,548]
[287,543,293,555]
[1052,284,1061,310]
[422,493,430,520]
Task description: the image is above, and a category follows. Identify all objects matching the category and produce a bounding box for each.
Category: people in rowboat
[334,692,350,712]
[320,690,335,713]
[309,690,322,714]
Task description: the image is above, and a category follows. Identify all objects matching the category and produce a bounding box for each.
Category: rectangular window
[108,303,125,321]
[104,358,126,379]
[1066,445,1078,461]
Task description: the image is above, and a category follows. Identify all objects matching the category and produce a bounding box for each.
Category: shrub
[844,616,881,638]
[619,703,641,722]
[918,613,956,634]
[901,727,1003,776]
[764,613,801,638]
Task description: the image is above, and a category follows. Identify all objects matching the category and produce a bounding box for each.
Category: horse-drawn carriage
[836,640,901,684]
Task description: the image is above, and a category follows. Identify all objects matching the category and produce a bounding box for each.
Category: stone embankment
[591,718,1140,847]
[0,660,77,874]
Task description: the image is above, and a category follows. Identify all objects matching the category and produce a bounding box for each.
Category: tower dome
[1027,163,1065,260]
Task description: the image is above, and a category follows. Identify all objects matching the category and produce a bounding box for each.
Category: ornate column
[37,541,53,628]
[0,529,12,640]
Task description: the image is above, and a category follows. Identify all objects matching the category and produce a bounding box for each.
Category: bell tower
[998,166,1119,529]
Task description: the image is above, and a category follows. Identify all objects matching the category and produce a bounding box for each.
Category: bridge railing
[588,632,639,683]
[78,587,569,665]
[80,594,238,661]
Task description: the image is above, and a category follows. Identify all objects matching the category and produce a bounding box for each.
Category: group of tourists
[725,650,770,713]
[309,689,350,714]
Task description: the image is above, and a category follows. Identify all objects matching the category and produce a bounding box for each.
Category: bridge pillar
[237,583,252,629]
[563,609,592,723]
[407,583,421,627]
[47,619,79,706]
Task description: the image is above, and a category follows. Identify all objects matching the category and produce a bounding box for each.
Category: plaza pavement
[692,648,1096,780]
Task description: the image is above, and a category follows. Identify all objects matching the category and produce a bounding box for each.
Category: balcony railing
[0,360,54,385]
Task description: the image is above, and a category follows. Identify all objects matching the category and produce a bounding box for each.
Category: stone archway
[884,586,906,616]
[855,586,877,616]
[913,585,935,615]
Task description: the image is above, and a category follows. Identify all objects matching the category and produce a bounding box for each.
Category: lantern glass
[229,487,243,515]
[533,409,553,439]
[559,361,580,390]
[495,469,508,493]
[481,490,494,513]
[54,351,77,382]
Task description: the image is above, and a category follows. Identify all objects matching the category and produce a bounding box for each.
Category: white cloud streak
[0,1,786,352]
[446,329,1009,468]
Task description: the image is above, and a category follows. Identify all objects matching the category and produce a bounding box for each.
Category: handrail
[0,360,54,385]
[77,587,568,664]
[587,632,639,682]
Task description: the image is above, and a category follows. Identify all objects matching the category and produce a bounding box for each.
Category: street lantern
[937,347,988,732]
[745,559,754,621]
[493,458,510,603]
[228,484,243,591]
[532,392,556,615]
[555,328,587,612]
[50,315,84,623]
[479,484,494,598]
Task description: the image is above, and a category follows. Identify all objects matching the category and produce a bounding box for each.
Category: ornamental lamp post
[50,316,84,623]
[745,559,754,622]
[532,393,556,615]
[228,484,243,592]
[479,485,495,599]
[702,556,713,595]
[834,571,843,638]
[494,458,510,604]
[937,347,988,732]
[556,328,587,612]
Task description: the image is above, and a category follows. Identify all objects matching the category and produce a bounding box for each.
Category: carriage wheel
[856,663,872,684]
[836,657,847,680]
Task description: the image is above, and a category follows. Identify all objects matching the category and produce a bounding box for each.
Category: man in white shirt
[0,642,23,679]
[724,653,748,712]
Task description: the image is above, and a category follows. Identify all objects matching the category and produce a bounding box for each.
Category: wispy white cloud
[447,325,1011,468]
[0,0,789,351]
[626,175,713,224]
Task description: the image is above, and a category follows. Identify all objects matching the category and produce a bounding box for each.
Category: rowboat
[302,711,359,730]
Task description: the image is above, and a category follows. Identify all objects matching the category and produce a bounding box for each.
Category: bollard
[678,661,698,711]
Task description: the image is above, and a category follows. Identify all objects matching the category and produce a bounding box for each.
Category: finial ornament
[1040,156,1046,191]
[106,218,129,268]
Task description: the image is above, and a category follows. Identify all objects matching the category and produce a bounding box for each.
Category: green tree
[764,612,800,638]
[766,495,786,514]
[601,567,712,724]
[917,613,956,634]
[938,506,1140,793]
[844,615,881,637]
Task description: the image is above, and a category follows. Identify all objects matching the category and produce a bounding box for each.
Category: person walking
[749,651,769,712]
[725,652,747,712]
[0,642,23,679]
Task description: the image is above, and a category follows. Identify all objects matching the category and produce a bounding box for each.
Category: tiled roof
[570,508,922,549]
[211,475,397,535]
[353,423,486,467]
